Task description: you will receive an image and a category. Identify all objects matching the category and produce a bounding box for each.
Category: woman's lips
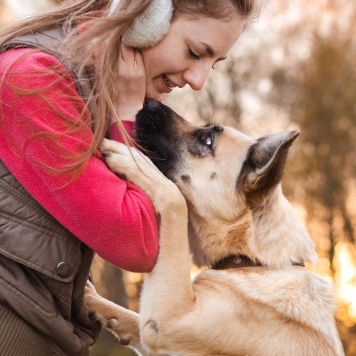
[161,74,174,93]
[155,75,184,95]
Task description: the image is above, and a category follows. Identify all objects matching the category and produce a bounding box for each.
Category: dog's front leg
[137,193,195,353]
[101,139,196,353]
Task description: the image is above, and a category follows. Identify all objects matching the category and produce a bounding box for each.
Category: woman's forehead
[171,14,245,52]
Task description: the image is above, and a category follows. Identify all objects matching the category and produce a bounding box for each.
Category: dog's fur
[85,100,344,355]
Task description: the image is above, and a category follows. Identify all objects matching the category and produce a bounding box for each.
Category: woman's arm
[0,48,158,272]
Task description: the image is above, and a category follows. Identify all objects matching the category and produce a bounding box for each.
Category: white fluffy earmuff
[109,0,174,48]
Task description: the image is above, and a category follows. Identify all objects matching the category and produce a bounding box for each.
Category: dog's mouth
[135,99,181,177]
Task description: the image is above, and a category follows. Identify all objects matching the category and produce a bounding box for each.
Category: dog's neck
[189,185,317,269]
[249,186,317,269]
[211,254,305,270]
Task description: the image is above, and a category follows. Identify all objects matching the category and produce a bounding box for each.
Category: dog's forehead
[220,126,255,154]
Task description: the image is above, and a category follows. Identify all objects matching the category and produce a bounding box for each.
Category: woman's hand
[116,44,146,122]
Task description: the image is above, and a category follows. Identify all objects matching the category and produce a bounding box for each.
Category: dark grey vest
[0,26,101,355]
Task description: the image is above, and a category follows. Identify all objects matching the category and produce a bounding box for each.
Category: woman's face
[141,14,246,100]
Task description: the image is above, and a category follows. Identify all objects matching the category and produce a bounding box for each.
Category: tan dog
[85,99,344,356]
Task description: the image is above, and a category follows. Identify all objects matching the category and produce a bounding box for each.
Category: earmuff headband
[109,0,173,48]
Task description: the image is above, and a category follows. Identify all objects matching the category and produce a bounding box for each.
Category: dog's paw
[100,139,165,183]
[84,281,141,348]
[100,139,182,208]
[105,318,131,346]
[84,281,115,327]
[85,280,97,295]
[84,281,105,323]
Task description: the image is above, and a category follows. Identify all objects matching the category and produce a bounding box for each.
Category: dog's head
[136,99,317,268]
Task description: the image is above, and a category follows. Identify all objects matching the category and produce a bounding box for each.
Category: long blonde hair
[0,0,259,176]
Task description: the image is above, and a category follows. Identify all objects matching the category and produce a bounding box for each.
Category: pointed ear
[242,131,299,193]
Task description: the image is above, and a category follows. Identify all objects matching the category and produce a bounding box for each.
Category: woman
[0,0,259,355]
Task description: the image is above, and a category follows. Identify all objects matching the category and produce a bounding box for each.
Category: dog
[85,99,344,355]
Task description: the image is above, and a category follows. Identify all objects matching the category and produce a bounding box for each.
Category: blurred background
[1,0,355,355]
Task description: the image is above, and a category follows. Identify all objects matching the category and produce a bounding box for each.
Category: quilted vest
[0,26,101,355]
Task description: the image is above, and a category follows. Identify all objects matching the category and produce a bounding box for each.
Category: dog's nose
[144,98,161,110]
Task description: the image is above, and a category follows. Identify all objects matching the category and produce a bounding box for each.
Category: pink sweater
[0,48,159,272]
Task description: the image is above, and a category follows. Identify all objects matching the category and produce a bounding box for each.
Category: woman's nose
[183,65,212,91]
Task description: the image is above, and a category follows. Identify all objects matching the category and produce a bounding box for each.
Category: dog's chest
[194,268,337,335]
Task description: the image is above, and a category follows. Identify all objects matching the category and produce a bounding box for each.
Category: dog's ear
[241,131,299,195]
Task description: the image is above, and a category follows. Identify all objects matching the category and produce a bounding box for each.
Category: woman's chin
[145,92,162,101]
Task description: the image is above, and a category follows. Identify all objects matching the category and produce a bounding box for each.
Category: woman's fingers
[119,44,144,74]
[115,45,146,122]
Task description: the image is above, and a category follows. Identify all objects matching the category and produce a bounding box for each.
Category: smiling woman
[0,0,260,355]
[141,14,245,97]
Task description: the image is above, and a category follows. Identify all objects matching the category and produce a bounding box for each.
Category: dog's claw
[88,312,97,321]
[106,318,118,328]
[100,150,110,158]
[116,173,127,180]
[120,337,130,346]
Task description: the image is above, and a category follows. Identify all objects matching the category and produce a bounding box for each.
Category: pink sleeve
[109,120,135,143]
[0,49,158,272]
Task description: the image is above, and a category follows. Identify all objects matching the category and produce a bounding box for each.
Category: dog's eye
[201,135,212,147]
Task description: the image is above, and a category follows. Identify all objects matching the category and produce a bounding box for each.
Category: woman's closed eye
[188,47,200,60]
[188,47,217,69]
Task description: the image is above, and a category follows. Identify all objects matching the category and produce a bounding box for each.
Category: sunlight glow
[334,243,356,324]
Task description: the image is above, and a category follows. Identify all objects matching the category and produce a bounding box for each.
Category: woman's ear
[110,0,174,48]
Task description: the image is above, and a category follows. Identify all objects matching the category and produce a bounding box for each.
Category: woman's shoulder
[0,47,66,74]
[0,47,77,93]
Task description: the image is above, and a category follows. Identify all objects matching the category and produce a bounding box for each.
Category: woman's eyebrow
[199,41,227,61]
